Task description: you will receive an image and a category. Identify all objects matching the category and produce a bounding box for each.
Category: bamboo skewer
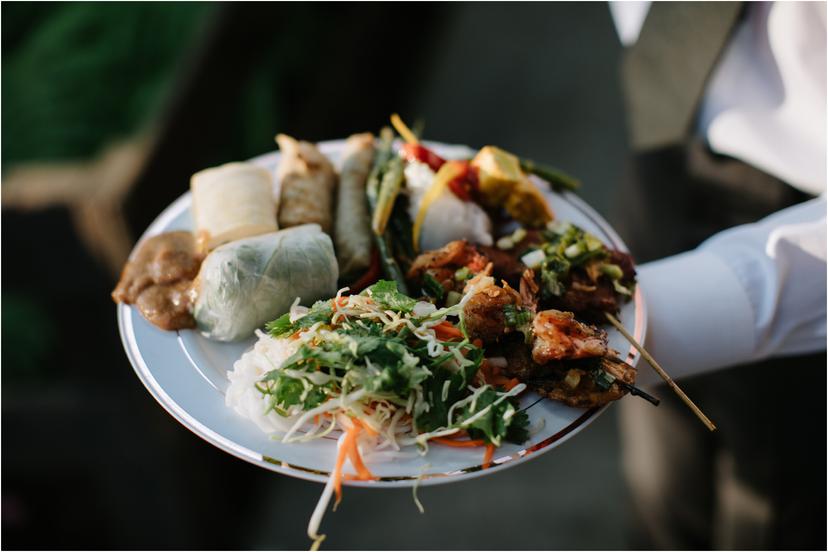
[605,312,716,431]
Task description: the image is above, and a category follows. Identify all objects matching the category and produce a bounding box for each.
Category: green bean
[519,158,581,192]
[365,126,409,293]
[371,156,404,235]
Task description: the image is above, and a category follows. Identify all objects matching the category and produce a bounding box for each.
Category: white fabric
[698,2,827,195]
[637,197,827,384]
[610,2,827,195]
[608,1,651,47]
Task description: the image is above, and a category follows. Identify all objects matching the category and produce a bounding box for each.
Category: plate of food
[114,116,650,547]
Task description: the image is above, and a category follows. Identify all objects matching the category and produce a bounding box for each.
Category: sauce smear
[112,231,202,330]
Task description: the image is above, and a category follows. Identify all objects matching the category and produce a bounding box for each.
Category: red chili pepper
[446,162,480,202]
[400,143,445,172]
[349,247,381,293]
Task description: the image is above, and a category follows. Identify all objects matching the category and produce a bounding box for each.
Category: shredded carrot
[432,437,486,448]
[483,444,495,469]
[491,376,520,391]
[331,296,349,311]
[352,418,379,438]
[332,430,355,509]
[345,426,376,481]
[434,321,464,340]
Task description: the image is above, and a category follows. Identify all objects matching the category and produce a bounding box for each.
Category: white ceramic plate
[117,140,646,488]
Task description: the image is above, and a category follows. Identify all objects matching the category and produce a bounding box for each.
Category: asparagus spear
[371,156,404,235]
[365,127,410,294]
[519,158,581,192]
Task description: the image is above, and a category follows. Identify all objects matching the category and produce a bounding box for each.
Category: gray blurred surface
[251,409,630,550]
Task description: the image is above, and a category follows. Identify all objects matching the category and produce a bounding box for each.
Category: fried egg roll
[334,133,375,281]
[191,162,277,254]
[275,134,336,234]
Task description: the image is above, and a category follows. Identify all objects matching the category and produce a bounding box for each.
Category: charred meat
[462,280,523,344]
[531,310,608,363]
[407,239,491,300]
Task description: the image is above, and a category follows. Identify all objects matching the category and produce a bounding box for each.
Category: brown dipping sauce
[112,231,202,330]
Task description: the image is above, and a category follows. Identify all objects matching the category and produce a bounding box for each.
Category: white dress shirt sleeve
[636,196,826,384]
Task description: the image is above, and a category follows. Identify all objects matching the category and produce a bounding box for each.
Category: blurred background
[2,2,636,549]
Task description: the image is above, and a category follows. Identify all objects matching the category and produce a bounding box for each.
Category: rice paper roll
[193,224,338,342]
[275,134,336,234]
[191,162,277,254]
[334,133,375,281]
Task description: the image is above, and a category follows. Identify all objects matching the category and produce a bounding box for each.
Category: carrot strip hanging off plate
[482,444,495,469]
[347,421,378,481]
[332,426,357,509]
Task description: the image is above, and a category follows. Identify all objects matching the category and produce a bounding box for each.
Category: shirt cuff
[636,249,756,385]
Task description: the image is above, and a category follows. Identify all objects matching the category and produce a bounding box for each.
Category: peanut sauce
[112,231,202,330]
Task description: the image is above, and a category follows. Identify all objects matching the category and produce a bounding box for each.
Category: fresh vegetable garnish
[421,272,446,301]
[400,142,446,172]
[260,281,529,451]
[503,304,532,328]
[533,221,632,300]
[446,160,479,201]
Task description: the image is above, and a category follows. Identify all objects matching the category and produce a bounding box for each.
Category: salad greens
[258,280,529,448]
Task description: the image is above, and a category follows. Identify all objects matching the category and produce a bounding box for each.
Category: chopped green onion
[592,369,616,390]
[496,236,514,250]
[422,273,445,301]
[564,243,583,258]
[445,290,463,307]
[600,263,624,280]
[521,249,546,269]
[613,280,632,296]
[546,220,571,235]
[511,227,527,243]
[503,304,532,327]
[454,267,471,282]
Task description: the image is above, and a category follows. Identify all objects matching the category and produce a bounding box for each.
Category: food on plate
[409,159,494,252]
[471,146,554,228]
[531,310,609,362]
[115,115,660,550]
[112,231,202,330]
[466,221,635,323]
[276,134,337,233]
[191,162,277,254]
[226,279,530,547]
[459,275,639,408]
[406,239,490,303]
[193,224,338,342]
[334,133,375,281]
[365,128,414,294]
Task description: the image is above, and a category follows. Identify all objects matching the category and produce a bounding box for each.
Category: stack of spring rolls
[188,133,376,341]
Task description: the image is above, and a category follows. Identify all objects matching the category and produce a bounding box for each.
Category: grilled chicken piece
[408,239,490,278]
[519,267,539,312]
[531,310,608,363]
[462,280,522,344]
[407,239,491,295]
[531,356,636,409]
[543,250,637,323]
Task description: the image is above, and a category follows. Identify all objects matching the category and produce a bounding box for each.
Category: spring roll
[275,134,336,234]
[191,162,277,254]
[334,133,375,281]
